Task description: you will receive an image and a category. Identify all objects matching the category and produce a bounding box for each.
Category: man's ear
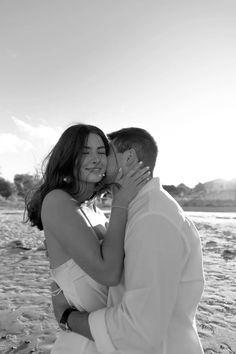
[124,148,138,167]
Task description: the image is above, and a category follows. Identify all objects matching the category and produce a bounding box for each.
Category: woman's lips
[86,167,102,172]
[86,167,105,175]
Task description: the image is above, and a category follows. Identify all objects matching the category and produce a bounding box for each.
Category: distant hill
[168,178,236,211]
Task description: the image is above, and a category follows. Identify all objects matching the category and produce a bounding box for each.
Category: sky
[0,0,236,187]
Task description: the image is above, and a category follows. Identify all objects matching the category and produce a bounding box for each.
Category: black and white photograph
[0,1,236,353]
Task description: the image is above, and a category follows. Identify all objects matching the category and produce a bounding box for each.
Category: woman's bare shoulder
[44,189,72,202]
[42,189,76,214]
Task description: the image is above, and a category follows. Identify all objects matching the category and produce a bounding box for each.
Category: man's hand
[51,281,94,340]
[51,281,70,324]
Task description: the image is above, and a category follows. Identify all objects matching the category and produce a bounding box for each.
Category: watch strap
[60,307,77,330]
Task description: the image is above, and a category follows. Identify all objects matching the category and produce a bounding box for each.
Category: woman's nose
[91,153,100,163]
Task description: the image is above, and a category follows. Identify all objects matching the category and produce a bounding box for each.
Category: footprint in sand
[221,249,236,260]
[220,342,234,353]
[5,240,31,253]
[205,241,218,248]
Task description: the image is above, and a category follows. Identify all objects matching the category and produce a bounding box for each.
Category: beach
[0,208,235,353]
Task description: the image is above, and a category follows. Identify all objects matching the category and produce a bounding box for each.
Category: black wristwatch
[59,307,77,331]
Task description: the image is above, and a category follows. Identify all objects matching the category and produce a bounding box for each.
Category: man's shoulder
[127,189,186,233]
[133,186,182,215]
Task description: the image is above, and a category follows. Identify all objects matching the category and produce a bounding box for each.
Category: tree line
[0,174,41,199]
[0,173,206,201]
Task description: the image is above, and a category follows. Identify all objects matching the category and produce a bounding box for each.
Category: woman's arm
[42,164,150,286]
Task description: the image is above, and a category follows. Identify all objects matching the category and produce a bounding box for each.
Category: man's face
[105,141,124,184]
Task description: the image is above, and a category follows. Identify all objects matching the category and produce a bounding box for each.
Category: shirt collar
[129,177,161,207]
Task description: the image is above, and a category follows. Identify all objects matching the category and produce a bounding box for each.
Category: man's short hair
[108,127,158,172]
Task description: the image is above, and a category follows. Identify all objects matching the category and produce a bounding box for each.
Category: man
[52,127,205,353]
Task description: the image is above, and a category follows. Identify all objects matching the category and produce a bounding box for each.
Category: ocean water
[188,211,236,351]
[187,211,236,227]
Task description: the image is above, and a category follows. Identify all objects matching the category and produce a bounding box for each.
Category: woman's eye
[82,149,106,155]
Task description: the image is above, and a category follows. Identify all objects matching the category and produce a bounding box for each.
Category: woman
[26,123,150,353]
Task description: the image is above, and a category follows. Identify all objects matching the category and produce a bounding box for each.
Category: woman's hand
[112,162,151,208]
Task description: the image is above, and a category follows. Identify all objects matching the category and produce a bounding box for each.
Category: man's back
[107,177,204,353]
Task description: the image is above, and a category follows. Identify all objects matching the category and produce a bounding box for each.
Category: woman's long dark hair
[25,124,109,230]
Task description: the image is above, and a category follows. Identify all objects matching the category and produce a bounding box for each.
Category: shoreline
[182,205,236,213]
[100,205,236,216]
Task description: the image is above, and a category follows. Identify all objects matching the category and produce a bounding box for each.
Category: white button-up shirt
[89,178,205,354]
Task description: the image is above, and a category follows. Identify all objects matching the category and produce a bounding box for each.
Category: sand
[0,208,235,353]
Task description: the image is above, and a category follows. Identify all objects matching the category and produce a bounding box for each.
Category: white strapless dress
[50,205,108,354]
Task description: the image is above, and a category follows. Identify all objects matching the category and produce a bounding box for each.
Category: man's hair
[107,127,158,172]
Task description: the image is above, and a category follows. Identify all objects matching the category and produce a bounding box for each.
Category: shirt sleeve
[89,213,186,353]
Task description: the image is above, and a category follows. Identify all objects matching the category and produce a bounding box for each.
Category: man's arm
[51,281,93,340]
[89,214,186,353]
[67,311,93,340]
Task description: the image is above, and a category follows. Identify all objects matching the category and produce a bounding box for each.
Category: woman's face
[79,133,107,184]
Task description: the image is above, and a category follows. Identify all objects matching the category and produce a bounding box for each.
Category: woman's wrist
[112,197,129,209]
[112,200,129,209]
